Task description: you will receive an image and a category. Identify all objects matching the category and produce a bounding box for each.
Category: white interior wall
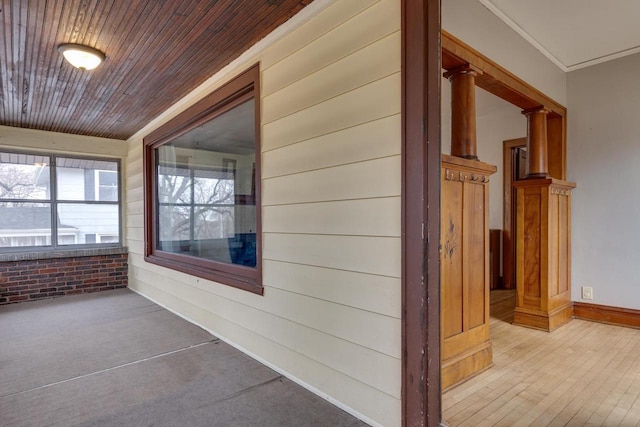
[442,0,567,106]
[125,1,401,426]
[444,0,640,311]
[567,52,640,309]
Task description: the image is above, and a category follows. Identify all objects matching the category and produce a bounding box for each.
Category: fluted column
[523,107,550,178]
[445,65,482,160]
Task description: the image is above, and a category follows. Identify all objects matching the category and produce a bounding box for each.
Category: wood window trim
[143,63,263,295]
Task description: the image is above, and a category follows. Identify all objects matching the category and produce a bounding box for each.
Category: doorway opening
[502,138,527,291]
[440,29,571,395]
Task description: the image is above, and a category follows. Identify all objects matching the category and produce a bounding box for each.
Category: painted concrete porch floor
[0,289,366,427]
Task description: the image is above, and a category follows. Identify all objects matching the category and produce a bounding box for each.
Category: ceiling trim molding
[567,45,640,72]
[478,0,640,72]
[477,0,568,72]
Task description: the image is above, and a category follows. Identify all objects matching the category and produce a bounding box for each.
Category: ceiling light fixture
[58,44,105,70]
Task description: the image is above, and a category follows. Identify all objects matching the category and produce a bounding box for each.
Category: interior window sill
[0,246,128,262]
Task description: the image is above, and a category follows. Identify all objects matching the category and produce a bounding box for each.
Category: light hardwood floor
[443,290,640,426]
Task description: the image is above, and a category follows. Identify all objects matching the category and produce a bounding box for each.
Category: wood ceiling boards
[0,0,311,140]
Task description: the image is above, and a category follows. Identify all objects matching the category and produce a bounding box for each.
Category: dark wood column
[440,64,495,390]
[402,0,441,425]
[523,107,550,178]
[445,65,481,160]
[514,107,575,331]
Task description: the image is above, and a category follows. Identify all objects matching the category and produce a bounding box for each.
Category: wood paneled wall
[514,178,575,331]
[441,155,496,390]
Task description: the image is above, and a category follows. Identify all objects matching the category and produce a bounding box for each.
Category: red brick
[0,253,128,305]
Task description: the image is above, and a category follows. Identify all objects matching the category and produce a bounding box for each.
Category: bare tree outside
[0,163,49,203]
[158,166,235,243]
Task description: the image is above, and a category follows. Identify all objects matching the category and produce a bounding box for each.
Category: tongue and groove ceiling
[0,0,311,140]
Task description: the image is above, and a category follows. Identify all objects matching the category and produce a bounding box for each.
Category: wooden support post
[445,65,482,160]
[514,106,575,332]
[523,107,550,178]
[441,64,496,389]
[512,178,575,331]
[441,155,496,390]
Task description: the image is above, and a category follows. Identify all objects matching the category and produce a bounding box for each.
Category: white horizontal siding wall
[125,1,401,426]
[0,125,127,158]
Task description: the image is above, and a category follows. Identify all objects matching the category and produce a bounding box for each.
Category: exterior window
[0,151,121,251]
[144,64,261,294]
[96,170,118,201]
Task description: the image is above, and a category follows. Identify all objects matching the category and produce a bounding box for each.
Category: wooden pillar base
[441,155,497,390]
[513,178,576,333]
[513,303,573,332]
[441,341,493,391]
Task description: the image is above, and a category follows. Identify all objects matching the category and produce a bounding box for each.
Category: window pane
[98,235,119,244]
[193,207,235,240]
[0,203,51,247]
[57,203,119,245]
[154,98,257,268]
[158,165,191,204]
[0,152,50,200]
[158,204,191,245]
[98,171,118,201]
[57,157,119,201]
[194,170,234,205]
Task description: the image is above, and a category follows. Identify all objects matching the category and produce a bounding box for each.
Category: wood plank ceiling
[0,0,312,140]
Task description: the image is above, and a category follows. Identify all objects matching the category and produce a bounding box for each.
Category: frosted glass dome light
[58,44,105,70]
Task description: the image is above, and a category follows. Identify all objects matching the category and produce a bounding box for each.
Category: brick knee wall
[0,253,128,305]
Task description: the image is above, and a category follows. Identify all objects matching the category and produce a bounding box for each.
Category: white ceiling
[479,0,640,71]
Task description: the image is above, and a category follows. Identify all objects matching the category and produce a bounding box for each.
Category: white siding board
[126,171,143,191]
[263,260,400,318]
[264,233,400,278]
[126,226,143,241]
[263,31,400,124]
[262,114,400,179]
[0,125,126,157]
[127,149,142,167]
[130,254,203,287]
[259,286,401,361]
[131,258,399,358]
[127,200,143,215]
[262,0,399,96]
[262,73,400,151]
[128,239,144,255]
[127,214,143,227]
[263,197,400,237]
[126,187,143,204]
[263,156,400,206]
[260,0,377,69]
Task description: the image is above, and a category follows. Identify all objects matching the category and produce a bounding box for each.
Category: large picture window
[143,64,261,294]
[0,151,121,250]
